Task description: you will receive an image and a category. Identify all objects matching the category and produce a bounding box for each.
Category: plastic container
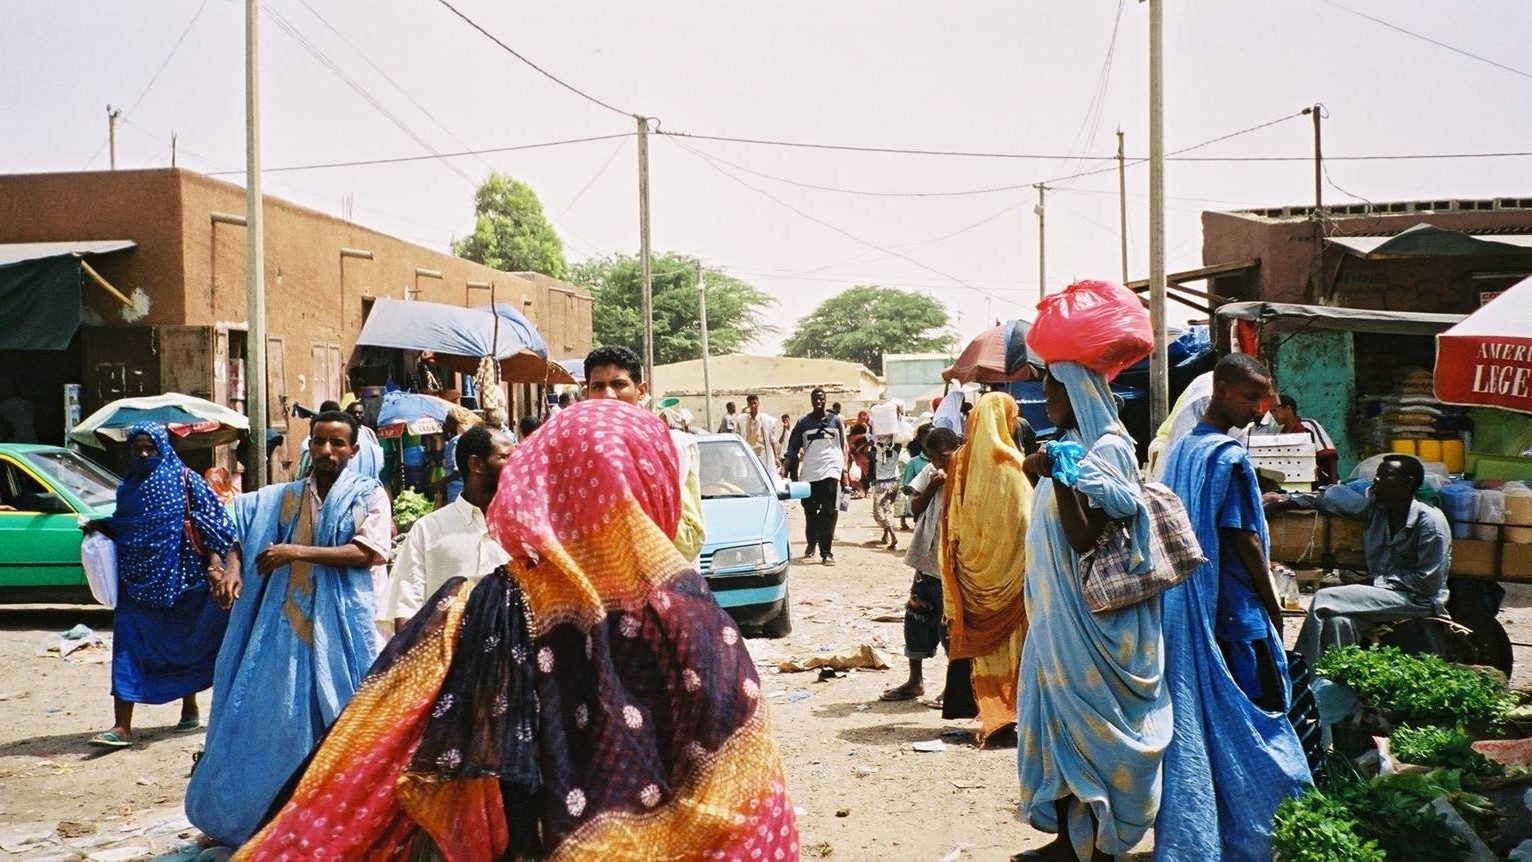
[1505,482,1532,544]
[1417,439,1443,463]
[1475,488,1506,542]
[1440,482,1478,540]
[869,401,900,437]
[1442,438,1466,474]
[1390,439,1418,455]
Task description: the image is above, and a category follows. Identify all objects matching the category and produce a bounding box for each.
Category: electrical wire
[435,0,633,118]
[292,0,495,175]
[83,0,209,169]
[1316,0,1532,82]
[204,133,635,175]
[553,137,629,222]
[667,136,1019,308]
[263,3,476,186]
[1054,0,1127,187]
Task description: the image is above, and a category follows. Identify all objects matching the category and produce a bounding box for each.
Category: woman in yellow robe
[940,391,1032,745]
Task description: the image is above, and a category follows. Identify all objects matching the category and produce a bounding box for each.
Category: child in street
[881,426,960,702]
[870,436,904,550]
[896,424,929,531]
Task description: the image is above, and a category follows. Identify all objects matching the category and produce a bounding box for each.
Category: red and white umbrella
[1434,275,1532,415]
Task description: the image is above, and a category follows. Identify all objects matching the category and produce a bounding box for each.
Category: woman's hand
[208,551,242,609]
[1022,451,1048,485]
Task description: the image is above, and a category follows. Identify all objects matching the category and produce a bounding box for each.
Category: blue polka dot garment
[109,422,235,607]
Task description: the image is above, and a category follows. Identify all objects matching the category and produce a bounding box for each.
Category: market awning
[1434,275,1532,415]
[1327,223,1532,259]
[355,297,575,384]
[0,240,136,350]
[1215,301,1464,336]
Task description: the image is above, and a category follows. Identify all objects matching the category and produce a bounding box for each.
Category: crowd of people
[81,335,1474,860]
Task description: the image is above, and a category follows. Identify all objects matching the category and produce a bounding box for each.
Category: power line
[204,133,635,175]
[667,136,1020,308]
[292,0,495,175]
[1317,0,1532,82]
[553,138,629,222]
[263,3,476,186]
[435,0,633,118]
[83,0,209,169]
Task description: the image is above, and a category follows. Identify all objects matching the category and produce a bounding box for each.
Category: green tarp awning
[0,241,135,350]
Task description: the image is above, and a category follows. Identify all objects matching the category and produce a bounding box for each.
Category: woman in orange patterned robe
[236,399,797,861]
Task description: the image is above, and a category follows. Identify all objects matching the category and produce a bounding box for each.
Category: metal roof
[0,240,136,268]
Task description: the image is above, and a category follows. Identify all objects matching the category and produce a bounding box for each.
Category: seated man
[1266,453,1450,666]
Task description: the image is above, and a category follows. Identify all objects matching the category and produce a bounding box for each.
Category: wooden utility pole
[1117,128,1129,285]
[1148,0,1169,428]
[107,106,122,170]
[636,115,655,392]
[1311,103,1323,211]
[698,265,713,431]
[1034,183,1048,302]
[245,0,268,488]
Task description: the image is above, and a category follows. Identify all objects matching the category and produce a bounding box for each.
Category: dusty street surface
[4,495,1532,860]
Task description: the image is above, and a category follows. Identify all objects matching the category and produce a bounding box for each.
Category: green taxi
[0,444,119,604]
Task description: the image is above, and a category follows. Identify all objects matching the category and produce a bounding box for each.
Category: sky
[4,1,1530,356]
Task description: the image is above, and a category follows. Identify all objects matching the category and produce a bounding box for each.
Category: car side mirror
[778,481,812,501]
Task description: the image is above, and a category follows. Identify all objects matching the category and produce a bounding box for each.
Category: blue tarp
[355,298,547,361]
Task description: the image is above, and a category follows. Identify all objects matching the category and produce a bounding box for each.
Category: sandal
[880,685,923,702]
[174,717,204,733]
[88,731,132,748]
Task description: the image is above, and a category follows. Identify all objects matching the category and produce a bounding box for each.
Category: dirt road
[4,496,1531,860]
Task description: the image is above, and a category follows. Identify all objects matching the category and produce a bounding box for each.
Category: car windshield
[23,449,120,510]
[697,439,772,499]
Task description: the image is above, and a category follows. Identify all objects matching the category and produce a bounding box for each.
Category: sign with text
[1435,334,1532,415]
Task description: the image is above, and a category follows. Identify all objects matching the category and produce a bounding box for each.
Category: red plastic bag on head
[1026,279,1153,379]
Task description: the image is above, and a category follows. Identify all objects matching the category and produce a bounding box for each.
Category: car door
[0,453,88,591]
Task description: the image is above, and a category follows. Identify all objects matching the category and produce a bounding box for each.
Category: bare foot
[879,682,924,701]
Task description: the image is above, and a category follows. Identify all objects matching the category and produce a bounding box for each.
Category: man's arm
[387,532,425,632]
[255,486,389,574]
[1225,527,1282,629]
[782,418,806,476]
[1409,512,1452,605]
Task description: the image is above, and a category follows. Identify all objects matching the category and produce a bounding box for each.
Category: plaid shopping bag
[1080,481,1206,614]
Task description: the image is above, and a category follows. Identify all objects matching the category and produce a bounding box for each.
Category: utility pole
[698,264,713,431]
[1310,103,1323,211]
[1117,128,1129,285]
[1034,183,1047,302]
[1148,0,1169,428]
[636,115,655,393]
[171,132,177,168]
[106,106,122,170]
[244,0,268,489]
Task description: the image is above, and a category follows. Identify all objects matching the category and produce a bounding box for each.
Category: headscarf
[203,466,237,505]
[1051,361,1154,575]
[110,422,235,607]
[487,399,683,627]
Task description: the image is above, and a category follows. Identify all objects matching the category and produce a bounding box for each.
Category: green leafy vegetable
[1316,646,1516,726]
[1389,725,1503,778]
[1272,788,1384,862]
[392,489,434,531]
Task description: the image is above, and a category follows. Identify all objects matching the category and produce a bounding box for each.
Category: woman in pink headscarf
[239,399,797,861]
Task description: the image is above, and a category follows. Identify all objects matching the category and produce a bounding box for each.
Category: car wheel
[758,589,792,638]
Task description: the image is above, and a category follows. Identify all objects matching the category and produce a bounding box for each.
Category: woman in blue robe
[85,422,236,748]
[1016,363,1171,861]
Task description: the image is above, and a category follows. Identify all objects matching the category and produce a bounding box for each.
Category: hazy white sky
[4,1,1529,354]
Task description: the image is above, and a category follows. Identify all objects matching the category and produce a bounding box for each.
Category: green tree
[569,253,776,365]
[453,172,567,278]
[782,286,954,373]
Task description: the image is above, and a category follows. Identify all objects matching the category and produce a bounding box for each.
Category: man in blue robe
[187,410,390,848]
[1156,354,1310,862]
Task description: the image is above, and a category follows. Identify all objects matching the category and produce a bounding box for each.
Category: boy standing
[881,427,960,702]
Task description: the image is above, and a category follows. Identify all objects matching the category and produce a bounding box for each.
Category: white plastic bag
[80,532,117,609]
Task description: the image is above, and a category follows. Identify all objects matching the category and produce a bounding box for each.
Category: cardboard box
[1269,511,1326,564]
[1503,543,1532,583]
[1451,539,1498,578]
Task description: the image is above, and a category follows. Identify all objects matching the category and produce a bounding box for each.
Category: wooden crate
[1249,432,1317,483]
[1451,539,1499,578]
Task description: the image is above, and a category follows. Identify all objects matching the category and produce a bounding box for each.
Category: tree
[568,253,776,365]
[782,286,954,374]
[453,172,568,278]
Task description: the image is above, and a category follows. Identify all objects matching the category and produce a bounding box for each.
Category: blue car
[695,434,810,638]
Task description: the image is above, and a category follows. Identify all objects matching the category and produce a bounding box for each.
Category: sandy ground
[4,496,1532,861]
